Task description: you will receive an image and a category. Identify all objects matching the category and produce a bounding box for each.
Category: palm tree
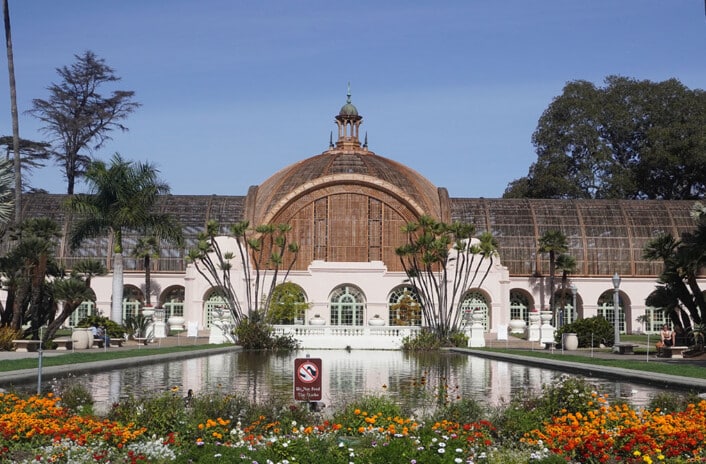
[555,253,577,324]
[131,235,160,306]
[71,258,107,289]
[538,230,568,318]
[2,0,20,221]
[44,276,94,343]
[66,153,177,324]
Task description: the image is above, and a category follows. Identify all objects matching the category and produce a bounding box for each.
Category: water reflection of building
[13,92,705,344]
[42,351,658,414]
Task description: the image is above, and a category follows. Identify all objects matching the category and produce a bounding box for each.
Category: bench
[54,337,73,350]
[110,338,125,347]
[12,339,41,352]
[133,337,152,345]
[667,345,689,359]
[615,343,639,355]
[91,338,104,349]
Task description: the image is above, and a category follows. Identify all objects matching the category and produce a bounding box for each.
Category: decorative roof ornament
[335,83,363,149]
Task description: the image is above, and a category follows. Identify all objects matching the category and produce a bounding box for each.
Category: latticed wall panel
[270,186,417,271]
[451,198,700,278]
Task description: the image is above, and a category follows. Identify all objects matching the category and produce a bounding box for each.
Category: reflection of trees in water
[388,352,471,414]
[235,351,295,404]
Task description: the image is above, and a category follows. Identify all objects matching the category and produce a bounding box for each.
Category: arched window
[509,290,530,323]
[554,288,579,326]
[122,285,143,321]
[204,291,233,328]
[597,291,625,334]
[69,300,96,327]
[161,286,185,318]
[460,291,489,331]
[388,286,422,326]
[329,285,365,326]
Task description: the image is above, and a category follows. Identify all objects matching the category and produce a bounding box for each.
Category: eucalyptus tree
[538,230,568,316]
[66,153,175,324]
[186,219,299,324]
[28,51,140,194]
[395,216,498,343]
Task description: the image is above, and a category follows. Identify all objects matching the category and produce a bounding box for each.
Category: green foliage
[432,397,485,424]
[490,376,598,442]
[555,315,614,347]
[505,75,706,200]
[402,329,441,351]
[123,314,149,339]
[647,391,702,414]
[77,315,126,338]
[234,312,300,351]
[108,390,188,437]
[266,281,310,324]
[402,328,468,350]
[52,378,95,415]
[332,394,405,426]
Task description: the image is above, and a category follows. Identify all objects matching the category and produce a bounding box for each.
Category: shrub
[51,377,95,415]
[402,329,441,351]
[235,312,300,351]
[77,315,126,338]
[0,326,22,351]
[108,390,188,437]
[555,315,614,347]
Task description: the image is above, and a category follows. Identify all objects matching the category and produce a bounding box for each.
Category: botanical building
[13,94,704,345]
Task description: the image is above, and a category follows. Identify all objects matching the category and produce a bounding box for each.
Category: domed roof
[339,101,359,117]
[245,95,447,225]
[247,149,445,225]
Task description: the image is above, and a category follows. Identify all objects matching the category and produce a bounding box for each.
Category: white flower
[438,448,446,454]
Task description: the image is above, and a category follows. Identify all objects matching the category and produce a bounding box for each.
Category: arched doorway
[388,285,422,326]
[459,290,490,331]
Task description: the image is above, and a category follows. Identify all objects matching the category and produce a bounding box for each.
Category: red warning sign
[294,357,322,401]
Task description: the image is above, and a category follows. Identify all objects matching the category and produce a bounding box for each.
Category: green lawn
[482,347,706,379]
[0,344,231,372]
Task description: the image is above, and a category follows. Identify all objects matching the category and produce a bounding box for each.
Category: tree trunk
[144,255,151,306]
[43,301,79,343]
[3,0,21,222]
[111,252,123,323]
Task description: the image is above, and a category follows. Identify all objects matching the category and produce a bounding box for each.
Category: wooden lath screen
[314,197,328,260]
[272,188,419,271]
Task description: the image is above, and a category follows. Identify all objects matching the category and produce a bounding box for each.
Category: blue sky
[3,1,706,197]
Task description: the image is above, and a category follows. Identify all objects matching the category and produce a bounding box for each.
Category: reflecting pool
[9,349,668,414]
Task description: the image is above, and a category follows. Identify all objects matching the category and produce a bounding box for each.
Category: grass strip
[0,344,232,372]
[481,347,706,379]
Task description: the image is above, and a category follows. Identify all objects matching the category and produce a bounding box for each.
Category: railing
[271,325,422,349]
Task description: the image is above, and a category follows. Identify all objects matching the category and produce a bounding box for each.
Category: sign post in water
[294,357,322,402]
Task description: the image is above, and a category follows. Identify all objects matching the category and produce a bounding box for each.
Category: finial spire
[346,82,352,104]
[329,131,334,148]
[363,132,368,149]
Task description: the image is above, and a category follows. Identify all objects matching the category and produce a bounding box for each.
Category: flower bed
[1,380,706,463]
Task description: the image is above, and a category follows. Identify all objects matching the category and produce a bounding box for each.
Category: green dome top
[338,84,358,117]
[339,102,359,117]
